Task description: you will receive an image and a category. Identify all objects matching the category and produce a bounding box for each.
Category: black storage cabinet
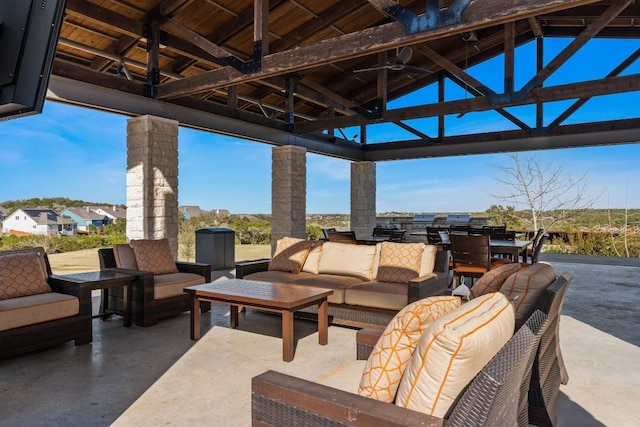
[195,228,235,269]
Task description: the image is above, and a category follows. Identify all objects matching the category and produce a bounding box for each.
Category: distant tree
[491,153,598,231]
[485,205,524,230]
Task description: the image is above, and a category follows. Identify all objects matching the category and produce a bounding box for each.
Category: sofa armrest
[235,258,271,279]
[252,370,442,427]
[407,271,449,302]
[356,328,383,360]
[176,262,211,282]
[47,276,92,317]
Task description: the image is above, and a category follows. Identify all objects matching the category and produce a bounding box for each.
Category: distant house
[59,207,110,232]
[2,208,77,236]
[92,205,126,223]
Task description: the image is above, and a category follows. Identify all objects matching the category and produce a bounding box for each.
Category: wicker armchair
[1,247,92,359]
[252,309,549,426]
[98,243,211,327]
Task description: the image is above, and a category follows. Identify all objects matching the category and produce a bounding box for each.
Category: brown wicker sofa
[1,247,92,359]
[253,308,550,426]
[236,240,450,329]
[98,239,211,327]
[252,270,572,427]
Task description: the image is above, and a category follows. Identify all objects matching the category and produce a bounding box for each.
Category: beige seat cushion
[499,262,556,324]
[344,281,409,310]
[358,296,461,402]
[268,237,313,274]
[130,239,179,275]
[291,274,364,304]
[396,292,515,418]
[0,292,79,331]
[376,242,424,284]
[243,270,316,284]
[472,262,522,297]
[0,252,51,301]
[154,272,206,299]
[318,242,377,281]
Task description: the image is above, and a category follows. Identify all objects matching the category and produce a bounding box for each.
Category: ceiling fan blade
[395,46,413,65]
[402,65,433,75]
[353,65,392,73]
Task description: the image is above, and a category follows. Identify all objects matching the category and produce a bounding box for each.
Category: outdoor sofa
[236,238,450,328]
[98,239,211,327]
[252,262,572,427]
[0,247,92,359]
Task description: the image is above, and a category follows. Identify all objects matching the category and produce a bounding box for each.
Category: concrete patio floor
[0,254,638,426]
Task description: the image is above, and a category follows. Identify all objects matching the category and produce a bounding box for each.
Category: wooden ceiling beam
[157,0,602,99]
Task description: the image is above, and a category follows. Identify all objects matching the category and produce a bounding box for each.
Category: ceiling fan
[353,47,432,74]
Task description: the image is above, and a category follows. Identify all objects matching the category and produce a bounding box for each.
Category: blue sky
[1,38,638,214]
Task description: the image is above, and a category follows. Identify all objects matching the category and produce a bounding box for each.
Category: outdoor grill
[412,213,436,228]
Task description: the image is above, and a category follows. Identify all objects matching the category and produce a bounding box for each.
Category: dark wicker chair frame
[0,247,92,359]
[98,248,211,327]
[252,309,549,427]
[354,273,572,427]
[327,230,357,243]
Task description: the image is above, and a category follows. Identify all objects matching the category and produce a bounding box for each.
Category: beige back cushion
[396,292,515,418]
[301,241,324,274]
[113,244,138,270]
[418,244,437,276]
[0,252,52,301]
[376,242,424,284]
[358,296,461,402]
[499,262,556,324]
[317,242,377,281]
[130,239,179,275]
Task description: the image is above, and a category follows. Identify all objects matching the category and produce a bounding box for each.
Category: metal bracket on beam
[384,0,472,34]
[221,40,263,74]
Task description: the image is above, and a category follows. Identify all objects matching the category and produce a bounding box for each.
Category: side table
[49,271,135,329]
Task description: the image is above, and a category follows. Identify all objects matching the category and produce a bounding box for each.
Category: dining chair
[425,227,445,245]
[527,232,548,264]
[525,228,546,262]
[327,230,357,243]
[389,230,406,242]
[322,228,336,240]
[450,234,492,288]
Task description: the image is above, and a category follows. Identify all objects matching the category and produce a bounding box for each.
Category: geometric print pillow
[376,242,425,284]
[268,237,313,274]
[0,252,52,301]
[357,296,461,402]
[130,238,179,275]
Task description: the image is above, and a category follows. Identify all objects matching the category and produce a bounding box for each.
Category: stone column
[350,161,376,239]
[126,115,180,257]
[271,146,306,252]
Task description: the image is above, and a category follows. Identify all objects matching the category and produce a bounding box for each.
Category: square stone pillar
[272,146,306,252]
[126,115,180,257]
[350,161,376,239]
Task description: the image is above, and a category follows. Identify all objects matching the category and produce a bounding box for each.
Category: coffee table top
[185,279,333,309]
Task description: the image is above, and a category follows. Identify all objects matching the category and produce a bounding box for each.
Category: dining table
[410,231,532,262]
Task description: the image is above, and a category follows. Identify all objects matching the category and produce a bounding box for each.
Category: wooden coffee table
[185,279,333,362]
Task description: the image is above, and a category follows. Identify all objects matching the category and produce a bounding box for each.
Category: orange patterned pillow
[130,239,179,275]
[499,262,556,324]
[358,296,461,402]
[268,237,313,274]
[0,252,52,300]
[471,262,522,297]
[376,242,424,284]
